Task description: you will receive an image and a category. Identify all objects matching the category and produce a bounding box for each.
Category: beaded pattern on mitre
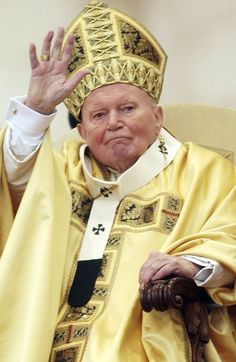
[63,0,167,120]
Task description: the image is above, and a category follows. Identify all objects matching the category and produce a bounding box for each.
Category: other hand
[139,251,201,285]
[25,27,90,115]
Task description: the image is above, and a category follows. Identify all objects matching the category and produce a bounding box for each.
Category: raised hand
[25,27,90,115]
[139,251,201,285]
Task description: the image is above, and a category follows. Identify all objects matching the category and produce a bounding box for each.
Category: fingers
[139,260,166,285]
[41,30,54,59]
[29,43,39,70]
[139,251,164,284]
[61,33,75,63]
[51,27,64,59]
[139,252,200,286]
[37,27,81,67]
[139,252,178,285]
[149,264,175,281]
[65,69,91,93]
[40,27,75,63]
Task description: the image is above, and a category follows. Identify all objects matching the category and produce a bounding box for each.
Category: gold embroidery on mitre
[63,0,167,120]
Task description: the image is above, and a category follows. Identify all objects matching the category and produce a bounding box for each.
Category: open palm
[26,27,89,115]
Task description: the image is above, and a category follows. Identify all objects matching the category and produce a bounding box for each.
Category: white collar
[80,128,181,200]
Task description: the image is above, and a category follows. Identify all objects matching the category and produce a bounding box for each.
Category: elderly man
[0,1,236,361]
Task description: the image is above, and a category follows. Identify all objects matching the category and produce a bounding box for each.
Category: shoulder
[173,142,236,184]
[181,141,234,168]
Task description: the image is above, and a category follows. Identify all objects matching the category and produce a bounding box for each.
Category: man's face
[78,83,163,172]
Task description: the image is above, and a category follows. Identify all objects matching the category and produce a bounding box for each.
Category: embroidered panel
[116,192,183,234]
[51,345,81,362]
[118,18,160,66]
[161,195,183,233]
[119,200,158,226]
[106,235,121,247]
[50,234,122,361]
[64,305,97,323]
[83,3,118,62]
[68,57,162,108]
[51,192,183,360]
[68,24,87,74]
[70,186,93,228]
[98,254,109,278]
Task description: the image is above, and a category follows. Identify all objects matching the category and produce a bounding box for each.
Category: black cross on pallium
[92,224,105,235]
[100,187,112,197]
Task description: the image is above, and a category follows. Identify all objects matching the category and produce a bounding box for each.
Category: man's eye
[94,112,105,119]
[123,105,134,112]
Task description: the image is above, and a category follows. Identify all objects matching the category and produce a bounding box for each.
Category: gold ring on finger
[40,54,50,61]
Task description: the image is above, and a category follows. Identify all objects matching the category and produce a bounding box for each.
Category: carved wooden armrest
[140,277,215,362]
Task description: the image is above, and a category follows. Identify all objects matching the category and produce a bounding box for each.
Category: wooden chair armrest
[140,276,215,362]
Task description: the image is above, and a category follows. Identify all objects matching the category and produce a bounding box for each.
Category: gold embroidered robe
[0,130,236,362]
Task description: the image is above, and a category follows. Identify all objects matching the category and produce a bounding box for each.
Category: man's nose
[107,110,121,130]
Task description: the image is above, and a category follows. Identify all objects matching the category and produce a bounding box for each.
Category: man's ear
[77,123,86,140]
[154,105,164,134]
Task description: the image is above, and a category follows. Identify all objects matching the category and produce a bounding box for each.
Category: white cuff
[3,95,56,188]
[6,95,56,136]
[181,255,235,288]
[4,95,57,160]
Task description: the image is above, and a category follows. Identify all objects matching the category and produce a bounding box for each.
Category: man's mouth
[104,136,130,144]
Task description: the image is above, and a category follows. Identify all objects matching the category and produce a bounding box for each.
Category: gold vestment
[0,129,236,361]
